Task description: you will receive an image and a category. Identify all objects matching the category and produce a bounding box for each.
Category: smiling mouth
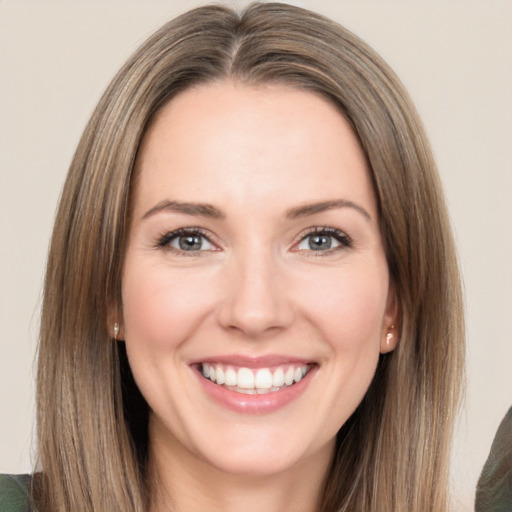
[198,363,313,395]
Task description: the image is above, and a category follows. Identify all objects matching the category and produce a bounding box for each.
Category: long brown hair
[34,3,464,511]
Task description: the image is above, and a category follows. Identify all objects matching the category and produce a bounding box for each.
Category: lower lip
[193,366,316,415]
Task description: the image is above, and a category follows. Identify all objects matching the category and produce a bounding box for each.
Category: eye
[158,228,217,253]
[295,227,352,253]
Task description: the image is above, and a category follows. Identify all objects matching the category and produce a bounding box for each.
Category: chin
[197,436,332,478]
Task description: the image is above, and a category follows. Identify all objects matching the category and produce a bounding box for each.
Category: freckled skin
[121,82,396,483]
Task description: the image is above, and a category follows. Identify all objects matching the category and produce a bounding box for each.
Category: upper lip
[189,354,314,368]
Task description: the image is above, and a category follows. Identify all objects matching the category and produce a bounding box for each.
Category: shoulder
[475,407,512,512]
[0,475,31,512]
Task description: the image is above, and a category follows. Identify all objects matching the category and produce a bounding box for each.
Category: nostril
[217,295,294,337]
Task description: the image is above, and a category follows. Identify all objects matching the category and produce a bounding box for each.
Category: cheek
[292,260,389,351]
[121,259,218,353]
[120,259,222,421]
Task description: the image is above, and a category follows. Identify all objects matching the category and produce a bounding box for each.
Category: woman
[0,3,464,511]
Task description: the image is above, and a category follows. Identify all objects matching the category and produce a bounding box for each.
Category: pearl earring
[385,325,395,348]
[114,322,119,340]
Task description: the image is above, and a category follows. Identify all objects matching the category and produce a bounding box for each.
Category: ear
[380,283,399,354]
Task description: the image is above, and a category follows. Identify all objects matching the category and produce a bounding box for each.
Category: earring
[385,325,395,348]
[114,322,119,340]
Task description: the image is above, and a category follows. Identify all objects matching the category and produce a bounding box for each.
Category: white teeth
[255,368,273,389]
[201,363,311,393]
[237,388,257,395]
[215,365,225,385]
[225,367,237,386]
[237,368,254,389]
[285,367,294,386]
[272,367,285,387]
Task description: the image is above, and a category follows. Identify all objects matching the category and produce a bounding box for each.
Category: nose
[217,249,295,338]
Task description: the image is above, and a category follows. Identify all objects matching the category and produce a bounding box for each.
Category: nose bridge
[218,241,293,337]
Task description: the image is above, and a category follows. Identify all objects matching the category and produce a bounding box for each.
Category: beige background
[1,1,511,510]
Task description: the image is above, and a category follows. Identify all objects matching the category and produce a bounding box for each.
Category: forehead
[133,81,375,218]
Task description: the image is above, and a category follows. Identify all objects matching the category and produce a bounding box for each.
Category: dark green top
[0,475,31,512]
[475,407,512,512]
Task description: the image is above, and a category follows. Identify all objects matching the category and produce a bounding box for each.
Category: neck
[147,421,333,512]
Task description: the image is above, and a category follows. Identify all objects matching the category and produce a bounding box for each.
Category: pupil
[309,234,331,250]
[179,234,201,250]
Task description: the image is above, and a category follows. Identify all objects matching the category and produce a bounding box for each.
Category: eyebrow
[285,199,372,221]
[141,198,371,222]
[141,200,225,220]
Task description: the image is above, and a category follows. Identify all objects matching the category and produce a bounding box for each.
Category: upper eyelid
[293,226,352,243]
[158,227,220,249]
[156,225,352,250]
[290,227,353,255]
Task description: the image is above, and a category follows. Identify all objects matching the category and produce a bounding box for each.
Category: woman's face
[121,81,396,477]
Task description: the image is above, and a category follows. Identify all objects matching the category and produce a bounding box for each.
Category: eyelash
[157,227,217,256]
[293,227,353,255]
[156,226,353,255]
